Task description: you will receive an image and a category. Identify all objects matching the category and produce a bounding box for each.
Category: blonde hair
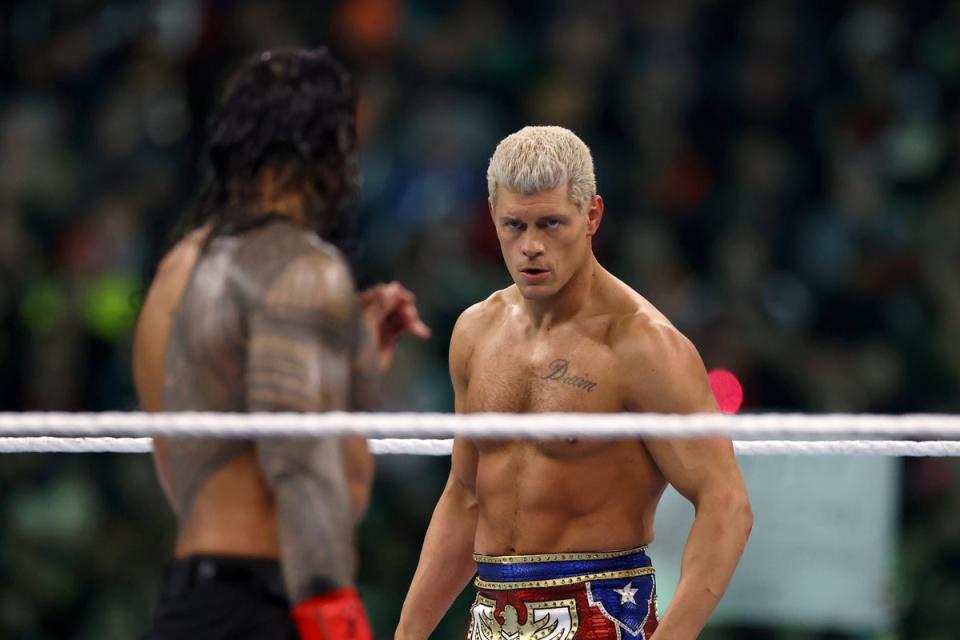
[486,126,596,211]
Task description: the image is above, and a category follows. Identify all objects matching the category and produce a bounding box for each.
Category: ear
[488,197,495,219]
[586,195,604,236]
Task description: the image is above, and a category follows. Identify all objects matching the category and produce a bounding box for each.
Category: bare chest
[463,336,622,413]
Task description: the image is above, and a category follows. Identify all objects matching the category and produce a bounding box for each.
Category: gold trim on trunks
[474,566,655,591]
[473,545,649,565]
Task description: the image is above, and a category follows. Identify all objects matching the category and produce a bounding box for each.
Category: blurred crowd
[1,0,959,638]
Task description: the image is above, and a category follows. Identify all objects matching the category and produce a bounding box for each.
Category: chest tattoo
[541,358,597,393]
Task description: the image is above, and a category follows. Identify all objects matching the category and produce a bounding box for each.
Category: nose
[521,233,544,258]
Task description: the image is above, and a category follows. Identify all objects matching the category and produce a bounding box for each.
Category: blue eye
[545,219,561,228]
[504,220,523,230]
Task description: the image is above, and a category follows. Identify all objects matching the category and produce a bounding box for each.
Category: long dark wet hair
[183,47,359,253]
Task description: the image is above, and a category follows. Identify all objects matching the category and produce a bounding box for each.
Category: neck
[259,191,307,224]
[522,252,601,329]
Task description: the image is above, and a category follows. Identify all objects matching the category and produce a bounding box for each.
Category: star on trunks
[613,581,639,605]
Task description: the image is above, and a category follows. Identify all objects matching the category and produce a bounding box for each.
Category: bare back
[451,270,718,555]
[134,225,264,557]
[134,220,378,597]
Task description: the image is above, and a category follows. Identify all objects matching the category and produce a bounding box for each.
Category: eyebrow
[499,212,571,220]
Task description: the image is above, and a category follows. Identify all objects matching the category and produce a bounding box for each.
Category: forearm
[653,491,752,640]
[259,437,357,603]
[396,484,479,640]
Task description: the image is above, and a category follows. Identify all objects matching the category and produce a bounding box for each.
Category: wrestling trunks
[146,554,298,640]
[468,546,658,640]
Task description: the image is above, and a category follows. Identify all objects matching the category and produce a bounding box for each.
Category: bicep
[448,317,475,413]
[449,349,468,413]
[247,316,353,411]
[644,436,742,505]
[447,315,479,492]
[622,322,740,502]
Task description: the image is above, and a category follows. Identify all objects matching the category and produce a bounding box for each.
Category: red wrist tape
[292,587,373,640]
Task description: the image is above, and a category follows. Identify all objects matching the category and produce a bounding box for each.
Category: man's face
[490,184,600,300]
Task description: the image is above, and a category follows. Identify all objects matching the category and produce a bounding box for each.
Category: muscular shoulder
[146,227,209,303]
[609,305,717,414]
[609,308,685,363]
[261,248,354,318]
[451,288,515,351]
[454,288,511,337]
[232,221,356,319]
[450,287,513,387]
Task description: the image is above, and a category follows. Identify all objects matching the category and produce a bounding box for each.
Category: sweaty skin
[456,285,684,555]
[397,184,752,640]
[133,220,377,602]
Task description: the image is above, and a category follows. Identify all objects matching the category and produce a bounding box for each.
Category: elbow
[258,451,307,491]
[730,489,753,543]
[721,486,753,539]
[699,487,753,541]
[740,495,754,542]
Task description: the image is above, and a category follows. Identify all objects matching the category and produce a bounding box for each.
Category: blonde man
[395,126,752,640]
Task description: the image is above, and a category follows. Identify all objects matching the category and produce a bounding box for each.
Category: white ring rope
[2,412,960,439]
[0,437,153,454]
[1,437,959,456]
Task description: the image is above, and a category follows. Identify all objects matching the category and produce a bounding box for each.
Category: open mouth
[519,268,550,284]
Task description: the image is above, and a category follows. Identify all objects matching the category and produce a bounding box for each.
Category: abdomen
[474,440,666,554]
[161,442,280,558]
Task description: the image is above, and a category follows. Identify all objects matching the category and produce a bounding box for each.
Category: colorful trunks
[468,546,659,640]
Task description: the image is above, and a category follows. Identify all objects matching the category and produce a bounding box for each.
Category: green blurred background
[1,0,959,638]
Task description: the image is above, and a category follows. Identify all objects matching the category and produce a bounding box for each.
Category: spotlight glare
[708,368,744,414]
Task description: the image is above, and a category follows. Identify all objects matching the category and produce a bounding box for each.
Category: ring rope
[2,412,960,439]
[1,437,959,456]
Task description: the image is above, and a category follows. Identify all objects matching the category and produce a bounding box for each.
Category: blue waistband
[474,546,652,583]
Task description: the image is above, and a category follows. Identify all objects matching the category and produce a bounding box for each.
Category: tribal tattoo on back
[162,220,379,601]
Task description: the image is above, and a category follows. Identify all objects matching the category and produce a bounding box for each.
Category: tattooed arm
[246,247,365,602]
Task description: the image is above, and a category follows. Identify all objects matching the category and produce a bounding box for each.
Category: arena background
[1,0,959,638]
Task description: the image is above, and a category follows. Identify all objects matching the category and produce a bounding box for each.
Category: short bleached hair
[486,126,596,212]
